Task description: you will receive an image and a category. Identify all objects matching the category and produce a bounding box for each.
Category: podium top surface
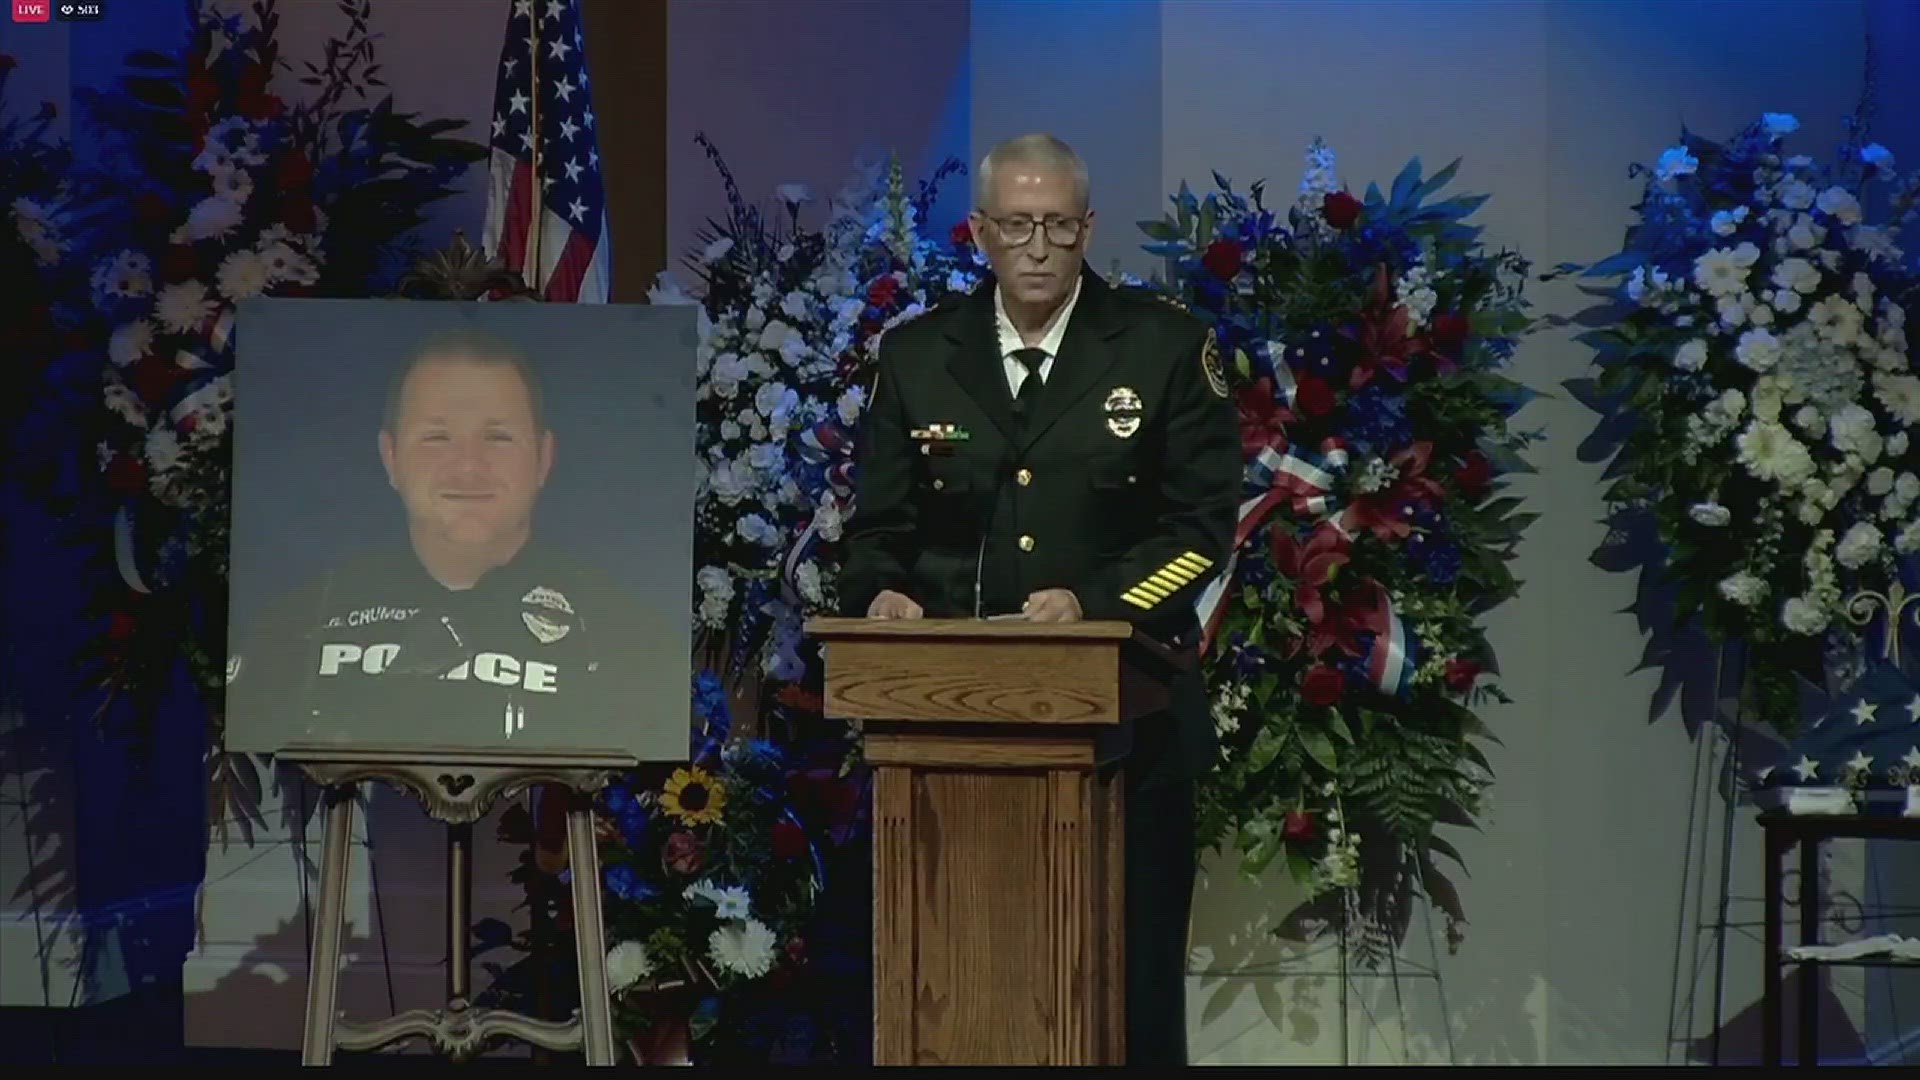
[804,617,1136,642]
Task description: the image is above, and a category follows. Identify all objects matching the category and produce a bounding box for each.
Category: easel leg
[566,799,616,1065]
[301,786,357,1065]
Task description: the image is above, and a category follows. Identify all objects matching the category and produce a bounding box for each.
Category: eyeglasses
[981,213,1087,248]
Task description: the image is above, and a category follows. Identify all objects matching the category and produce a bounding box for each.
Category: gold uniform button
[1015,468,1033,486]
[1018,535,1036,552]
[920,444,932,456]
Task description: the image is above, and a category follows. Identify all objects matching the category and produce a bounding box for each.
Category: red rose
[130,353,185,405]
[950,220,973,247]
[866,275,900,308]
[1302,664,1345,706]
[1322,191,1362,229]
[1282,809,1315,841]
[772,819,807,860]
[1453,451,1493,501]
[281,195,316,234]
[108,610,138,641]
[1201,239,1243,282]
[1429,311,1470,354]
[661,830,703,876]
[187,74,221,112]
[105,455,147,497]
[162,244,198,284]
[1294,374,1336,418]
[278,150,314,193]
[1444,659,1482,693]
[785,937,807,966]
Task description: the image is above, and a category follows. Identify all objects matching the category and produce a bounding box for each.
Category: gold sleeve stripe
[1120,552,1216,610]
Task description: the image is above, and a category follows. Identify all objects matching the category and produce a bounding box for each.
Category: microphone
[973,446,1023,619]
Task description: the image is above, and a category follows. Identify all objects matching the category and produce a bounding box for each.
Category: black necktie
[1011,347,1047,424]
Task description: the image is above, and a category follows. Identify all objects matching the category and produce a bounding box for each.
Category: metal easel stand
[278,744,633,1066]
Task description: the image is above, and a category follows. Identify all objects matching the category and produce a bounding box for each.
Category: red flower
[1282,809,1315,841]
[950,220,973,247]
[1293,374,1336,418]
[1201,239,1243,282]
[785,936,808,966]
[108,610,138,641]
[1346,265,1428,389]
[278,151,314,193]
[1429,311,1470,355]
[186,73,221,112]
[771,819,808,860]
[1235,377,1293,458]
[1322,191,1362,229]
[105,454,147,496]
[1453,451,1493,501]
[130,353,186,406]
[1302,664,1345,706]
[162,244,198,284]
[1444,659,1482,693]
[1271,522,1365,658]
[1340,441,1446,542]
[866,275,900,308]
[661,830,703,876]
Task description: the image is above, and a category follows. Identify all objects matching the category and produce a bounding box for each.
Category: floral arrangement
[28,0,482,784]
[1559,111,1920,732]
[1138,140,1539,955]
[0,52,80,354]
[664,136,982,703]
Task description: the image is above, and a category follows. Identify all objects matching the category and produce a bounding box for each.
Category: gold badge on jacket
[1201,327,1230,398]
[1103,386,1144,439]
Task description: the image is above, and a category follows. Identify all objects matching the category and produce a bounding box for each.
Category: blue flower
[1344,386,1411,453]
[1414,539,1463,585]
[604,864,656,902]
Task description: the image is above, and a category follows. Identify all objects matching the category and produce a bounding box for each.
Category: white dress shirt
[993,275,1083,397]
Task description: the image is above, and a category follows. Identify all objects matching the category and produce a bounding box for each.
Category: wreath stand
[277,743,635,1065]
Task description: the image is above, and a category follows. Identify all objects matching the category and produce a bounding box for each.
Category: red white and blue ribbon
[1360,583,1418,698]
[1194,436,1350,654]
[781,420,857,604]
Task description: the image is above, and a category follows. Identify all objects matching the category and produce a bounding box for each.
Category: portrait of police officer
[225,328,648,750]
[836,133,1242,1064]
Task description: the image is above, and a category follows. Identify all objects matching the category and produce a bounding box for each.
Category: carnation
[709,918,779,979]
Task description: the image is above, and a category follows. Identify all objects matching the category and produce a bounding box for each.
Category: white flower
[1816,186,1862,225]
[1689,502,1732,526]
[1775,178,1816,211]
[144,424,182,475]
[836,386,866,426]
[702,237,735,264]
[774,183,813,206]
[1781,596,1830,635]
[1836,521,1883,570]
[709,918,779,979]
[1874,373,1920,427]
[1898,520,1920,555]
[103,383,146,426]
[1761,113,1800,137]
[812,503,843,542]
[710,886,753,920]
[1788,219,1822,251]
[1656,146,1699,183]
[1692,243,1760,297]
[737,514,781,547]
[1710,207,1750,237]
[607,940,655,991]
[1861,143,1895,170]
[697,565,734,601]
[796,560,824,604]
[1736,420,1816,487]
[1734,328,1780,372]
[181,195,244,241]
[1718,571,1767,607]
[1770,258,1821,295]
[109,320,154,368]
[154,280,216,334]
[92,250,154,298]
[779,290,813,323]
[1673,339,1708,371]
[215,249,271,300]
[646,270,698,305]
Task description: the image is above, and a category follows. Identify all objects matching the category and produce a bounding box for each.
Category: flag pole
[526,8,544,295]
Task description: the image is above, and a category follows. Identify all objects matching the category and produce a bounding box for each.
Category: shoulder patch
[1201,328,1230,398]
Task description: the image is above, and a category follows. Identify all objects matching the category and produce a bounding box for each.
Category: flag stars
[568,198,587,223]
[492,115,506,138]
[549,37,574,62]
[564,157,583,182]
[1904,746,1920,771]
[1846,750,1874,774]
[509,89,530,115]
[1907,696,1920,723]
[514,0,532,17]
[545,0,564,20]
[1793,754,1820,781]
[1851,698,1878,725]
[559,116,580,142]
[554,75,576,104]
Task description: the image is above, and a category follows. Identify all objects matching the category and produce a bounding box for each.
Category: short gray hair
[975,133,1089,211]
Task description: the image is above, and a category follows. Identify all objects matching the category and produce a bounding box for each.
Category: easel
[278,743,636,1065]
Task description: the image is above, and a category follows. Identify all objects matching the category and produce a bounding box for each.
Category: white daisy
[709,918,779,979]
[154,281,215,334]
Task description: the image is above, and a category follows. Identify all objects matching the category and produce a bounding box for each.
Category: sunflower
[660,766,726,826]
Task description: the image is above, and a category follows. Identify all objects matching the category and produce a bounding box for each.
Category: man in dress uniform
[224,330,655,751]
[837,133,1242,1064]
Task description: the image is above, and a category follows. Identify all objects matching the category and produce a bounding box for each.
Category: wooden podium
[806,617,1181,1066]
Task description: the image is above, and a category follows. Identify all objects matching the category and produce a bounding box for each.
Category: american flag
[482,0,610,302]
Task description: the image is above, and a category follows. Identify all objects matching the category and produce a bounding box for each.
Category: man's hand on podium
[1020,588,1082,623]
[867,589,924,620]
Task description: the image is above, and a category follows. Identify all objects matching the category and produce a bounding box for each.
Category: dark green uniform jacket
[837,265,1241,776]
